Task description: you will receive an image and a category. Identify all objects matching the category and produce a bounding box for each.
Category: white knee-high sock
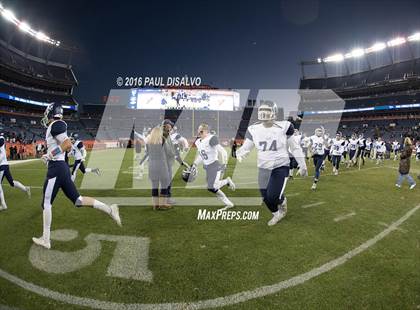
[216,190,233,206]
[0,184,6,207]
[85,168,92,173]
[13,180,27,192]
[42,207,52,242]
[93,199,111,214]
[217,179,229,188]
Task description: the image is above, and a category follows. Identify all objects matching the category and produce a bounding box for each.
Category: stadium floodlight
[2,9,16,23]
[345,48,365,59]
[365,42,386,53]
[387,37,406,47]
[324,53,344,63]
[407,33,420,42]
[19,21,30,33]
[35,31,49,42]
[0,3,61,47]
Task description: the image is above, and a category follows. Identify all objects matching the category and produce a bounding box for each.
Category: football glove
[297,166,308,177]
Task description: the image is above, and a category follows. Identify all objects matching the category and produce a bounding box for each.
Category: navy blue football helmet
[41,103,63,128]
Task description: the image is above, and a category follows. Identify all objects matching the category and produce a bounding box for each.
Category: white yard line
[378,222,407,233]
[8,159,40,165]
[334,212,356,222]
[0,205,418,309]
[302,201,326,209]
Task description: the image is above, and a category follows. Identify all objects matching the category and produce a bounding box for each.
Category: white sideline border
[0,205,418,309]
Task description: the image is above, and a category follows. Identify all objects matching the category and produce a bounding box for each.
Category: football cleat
[219,203,234,211]
[32,237,51,249]
[110,204,122,227]
[279,197,287,215]
[227,177,236,191]
[395,184,401,188]
[0,205,7,211]
[410,183,416,190]
[267,211,285,226]
[311,183,317,190]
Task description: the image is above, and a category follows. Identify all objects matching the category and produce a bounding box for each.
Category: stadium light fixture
[18,21,30,33]
[35,31,49,42]
[0,2,61,47]
[2,9,16,23]
[387,37,406,47]
[324,53,344,63]
[345,48,365,59]
[317,32,420,63]
[407,33,420,42]
[365,42,386,53]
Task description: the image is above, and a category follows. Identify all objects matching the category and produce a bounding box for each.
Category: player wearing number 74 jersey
[236,101,308,226]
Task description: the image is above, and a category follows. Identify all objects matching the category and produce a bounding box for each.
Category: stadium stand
[299,54,420,140]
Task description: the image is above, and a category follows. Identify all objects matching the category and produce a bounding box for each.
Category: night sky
[4,0,420,103]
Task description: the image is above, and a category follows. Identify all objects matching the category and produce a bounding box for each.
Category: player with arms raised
[236,101,307,226]
[32,103,121,249]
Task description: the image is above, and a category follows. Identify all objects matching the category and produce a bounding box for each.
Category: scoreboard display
[128,88,240,111]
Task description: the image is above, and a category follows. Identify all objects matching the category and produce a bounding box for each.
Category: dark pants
[0,165,14,186]
[42,161,80,208]
[332,155,341,169]
[289,157,298,170]
[313,154,324,181]
[162,161,173,197]
[258,166,289,213]
[72,160,86,175]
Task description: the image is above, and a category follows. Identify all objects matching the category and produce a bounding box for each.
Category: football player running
[236,101,307,226]
[190,123,235,210]
[69,133,100,182]
[32,103,121,249]
[347,133,359,168]
[392,139,400,161]
[331,132,346,175]
[365,137,372,160]
[374,137,386,165]
[309,127,326,190]
[0,133,31,211]
[356,134,366,168]
[289,129,302,178]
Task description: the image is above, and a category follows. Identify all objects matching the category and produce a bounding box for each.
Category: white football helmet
[258,101,277,121]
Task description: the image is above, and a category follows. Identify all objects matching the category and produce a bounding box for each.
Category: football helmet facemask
[258,101,277,121]
[41,103,63,128]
